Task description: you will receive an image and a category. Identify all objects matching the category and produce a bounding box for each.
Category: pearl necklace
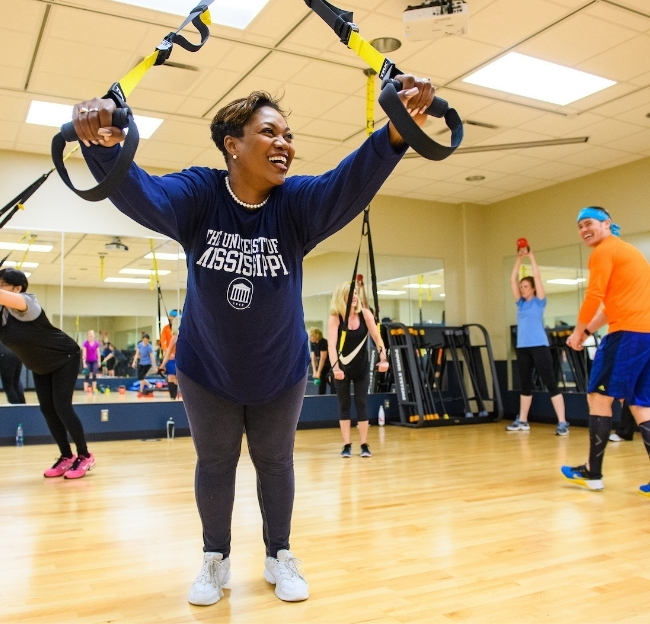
[225,176,269,210]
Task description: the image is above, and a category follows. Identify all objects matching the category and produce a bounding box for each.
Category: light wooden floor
[0,389,176,405]
[2,422,650,623]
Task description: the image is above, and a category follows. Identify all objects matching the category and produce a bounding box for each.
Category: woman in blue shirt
[507,249,568,435]
[72,76,433,608]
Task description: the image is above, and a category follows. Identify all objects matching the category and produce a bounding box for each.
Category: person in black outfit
[328,282,388,458]
[610,400,636,442]
[0,269,95,479]
[0,338,25,404]
[308,328,332,395]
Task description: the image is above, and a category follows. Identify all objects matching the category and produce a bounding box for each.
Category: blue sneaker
[506,418,530,432]
[561,464,603,491]
[556,422,569,436]
[340,444,351,458]
[639,484,650,497]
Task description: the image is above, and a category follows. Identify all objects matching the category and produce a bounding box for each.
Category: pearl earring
[232,154,237,160]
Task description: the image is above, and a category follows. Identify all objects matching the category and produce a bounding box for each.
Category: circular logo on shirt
[227,277,253,310]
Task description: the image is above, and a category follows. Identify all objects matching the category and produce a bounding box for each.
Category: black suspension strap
[338,208,381,358]
[305,0,463,160]
[0,144,80,230]
[51,2,214,202]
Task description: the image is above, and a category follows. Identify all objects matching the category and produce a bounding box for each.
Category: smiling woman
[71,76,434,609]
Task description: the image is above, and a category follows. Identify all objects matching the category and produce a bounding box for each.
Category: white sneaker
[609,433,622,442]
[264,550,309,601]
[188,552,231,606]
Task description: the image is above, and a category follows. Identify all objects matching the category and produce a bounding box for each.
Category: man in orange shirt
[562,207,650,495]
[160,310,179,399]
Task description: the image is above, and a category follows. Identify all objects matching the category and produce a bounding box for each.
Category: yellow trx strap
[149,239,160,291]
[15,233,35,270]
[365,69,375,137]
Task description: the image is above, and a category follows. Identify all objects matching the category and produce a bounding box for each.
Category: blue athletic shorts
[588,330,650,406]
[165,359,176,375]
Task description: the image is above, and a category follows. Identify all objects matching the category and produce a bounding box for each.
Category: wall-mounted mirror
[303,252,445,333]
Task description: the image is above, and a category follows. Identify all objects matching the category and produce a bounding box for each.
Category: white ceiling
[0,230,187,289]
[1,0,650,206]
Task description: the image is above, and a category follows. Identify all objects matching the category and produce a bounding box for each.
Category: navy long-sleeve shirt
[82,125,406,403]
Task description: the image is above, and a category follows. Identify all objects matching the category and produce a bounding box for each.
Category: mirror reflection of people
[0,269,95,478]
[506,247,568,435]
[72,75,432,606]
[101,342,116,377]
[132,333,157,397]
[0,338,25,404]
[161,312,180,400]
[82,329,100,393]
[563,207,650,494]
[328,282,389,458]
[308,328,331,395]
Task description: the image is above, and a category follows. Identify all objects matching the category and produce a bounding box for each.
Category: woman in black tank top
[0,269,95,479]
[328,282,389,458]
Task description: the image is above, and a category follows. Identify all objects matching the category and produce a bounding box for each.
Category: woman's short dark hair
[0,268,28,292]
[519,275,536,295]
[210,91,289,162]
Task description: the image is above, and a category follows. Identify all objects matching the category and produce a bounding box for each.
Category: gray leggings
[177,369,307,559]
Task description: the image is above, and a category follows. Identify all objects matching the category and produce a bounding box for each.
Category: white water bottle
[378,405,385,426]
[16,424,24,447]
[166,417,175,439]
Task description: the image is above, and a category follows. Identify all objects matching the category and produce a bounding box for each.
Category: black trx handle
[50,2,213,203]
[305,0,463,160]
[51,96,139,202]
[380,78,463,161]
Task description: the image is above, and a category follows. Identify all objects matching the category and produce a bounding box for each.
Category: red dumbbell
[516,238,530,253]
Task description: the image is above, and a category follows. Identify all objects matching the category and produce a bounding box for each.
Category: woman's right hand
[72,97,126,148]
[333,368,345,381]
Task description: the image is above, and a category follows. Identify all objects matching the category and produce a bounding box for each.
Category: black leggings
[0,355,25,404]
[516,346,559,396]
[84,360,98,382]
[334,370,370,421]
[177,369,307,559]
[33,353,88,457]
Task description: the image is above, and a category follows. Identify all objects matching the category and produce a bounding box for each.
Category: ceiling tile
[0,95,29,123]
[604,127,650,152]
[0,120,20,144]
[578,117,644,145]
[402,37,502,82]
[468,100,546,127]
[585,2,650,32]
[299,118,361,141]
[483,173,545,191]
[518,159,594,180]
[577,34,650,82]
[516,111,603,136]
[557,144,633,167]
[480,153,546,174]
[468,0,568,48]
[450,186,512,203]
[379,176,433,194]
[519,12,639,65]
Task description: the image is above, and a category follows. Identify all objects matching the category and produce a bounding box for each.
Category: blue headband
[577,207,620,236]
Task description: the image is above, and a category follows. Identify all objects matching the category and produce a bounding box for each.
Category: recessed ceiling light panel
[463,52,616,106]
[144,252,186,261]
[27,101,164,139]
[112,0,270,29]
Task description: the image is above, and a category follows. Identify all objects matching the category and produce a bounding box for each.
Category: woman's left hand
[387,74,435,146]
[377,360,389,373]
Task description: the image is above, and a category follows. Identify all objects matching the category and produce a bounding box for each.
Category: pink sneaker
[44,455,76,478]
[64,453,96,479]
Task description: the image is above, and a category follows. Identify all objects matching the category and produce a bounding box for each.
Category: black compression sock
[638,421,650,459]
[168,382,178,399]
[588,416,612,479]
